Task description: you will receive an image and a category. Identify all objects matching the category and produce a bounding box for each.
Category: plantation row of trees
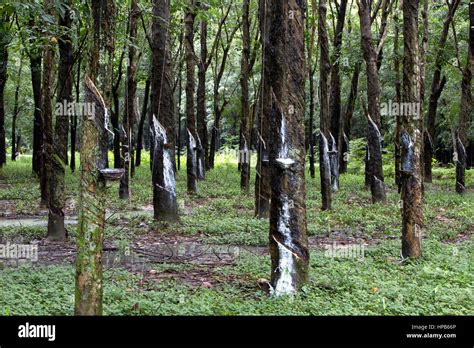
[0,0,472,310]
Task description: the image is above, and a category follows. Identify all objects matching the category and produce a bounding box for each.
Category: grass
[0,144,473,315]
[0,239,472,315]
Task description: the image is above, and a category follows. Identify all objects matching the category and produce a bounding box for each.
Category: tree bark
[135,78,150,167]
[196,20,208,180]
[0,14,9,167]
[40,0,54,208]
[111,47,126,169]
[48,3,73,241]
[184,1,198,194]
[319,0,332,211]
[254,0,271,219]
[400,0,423,259]
[151,0,178,220]
[339,62,360,174]
[71,52,81,173]
[29,17,43,176]
[75,75,108,316]
[239,0,251,192]
[455,2,473,194]
[208,21,239,169]
[394,2,401,187]
[358,0,386,203]
[424,0,461,183]
[328,0,348,189]
[119,0,138,200]
[305,0,317,179]
[266,0,309,295]
[11,55,23,162]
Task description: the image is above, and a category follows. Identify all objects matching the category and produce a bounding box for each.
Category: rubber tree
[48,1,73,241]
[239,0,251,192]
[318,0,332,211]
[328,0,348,191]
[70,47,81,173]
[400,0,423,259]
[357,0,386,203]
[393,1,402,187]
[306,0,317,179]
[455,2,473,194]
[185,0,198,194]
[40,0,54,208]
[265,0,309,295]
[27,17,43,176]
[255,0,271,218]
[119,0,138,200]
[197,5,232,173]
[338,0,385,174]
[135,78,150,168]
[424,0,461,183]
[196,19,208,179]
[208,16,240,169]
[0,12,10,168]
[74,75,109,315]
[11,53,23,162]
[151,0,178,221]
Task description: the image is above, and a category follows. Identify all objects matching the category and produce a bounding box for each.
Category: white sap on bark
[320,132,331,178]
[153,115,176,196]
[104,107,115,139]
[272,114,296,296]
[329,132,339,192]
[196,133,205,179]
[367,114,382,161]
[187,128,198,172]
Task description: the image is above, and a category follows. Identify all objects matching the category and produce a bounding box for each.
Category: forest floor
[0,148,473,315]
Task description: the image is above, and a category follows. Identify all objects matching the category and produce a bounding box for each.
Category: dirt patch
[443,228,473,244]
[308,229,386,249]
[0,200,17,217]
[139,267,220,288]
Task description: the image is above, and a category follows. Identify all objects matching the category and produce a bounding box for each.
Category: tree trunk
[196,20,208,180]
[89,0,101,80]
[394,2,401,187]
[103,0,116,127]
[358,0,386,203]
[151,0,178,220]
[29,17,43,176]
[424,0,461,183]
[11,55,23,162]
[119,0,138,200]
[185,2,198,194]
[0,15,9,167]
[151,115,178,222]
[208,18,239,170]
[254,70,271,218]
[111,48,125,169]
[71,53,81,173]
[48,3,72,241]
[151,2,177,160]
[306,0,317,179]
[74,75,108,316]
[318,0,332,211]
[266,0,309,295]
[177,62,183,171]
[339,62,360,174]
[239,0,251,192]
[328,0,348,189]
[40,0,54,208]
[400,0,423,259]
[455,2,473,194]
[136,78,150,167]
[208,106,219,172]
